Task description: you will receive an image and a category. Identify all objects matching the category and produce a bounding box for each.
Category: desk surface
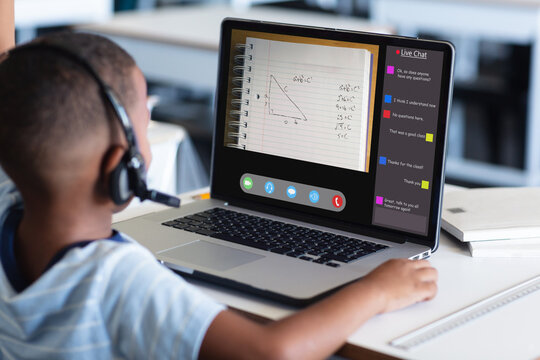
[115,190,540,360]
[81,3,392,51]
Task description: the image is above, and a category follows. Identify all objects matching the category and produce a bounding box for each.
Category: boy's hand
[201,258,438,360]
[362,258,438,314]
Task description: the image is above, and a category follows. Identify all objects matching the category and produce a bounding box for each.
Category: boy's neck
[14,199,113,283]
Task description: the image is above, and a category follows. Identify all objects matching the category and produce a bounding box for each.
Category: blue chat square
[379,156,387,165]
[384,95,392,103]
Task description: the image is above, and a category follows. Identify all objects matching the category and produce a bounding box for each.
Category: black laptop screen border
[211,19,454,251]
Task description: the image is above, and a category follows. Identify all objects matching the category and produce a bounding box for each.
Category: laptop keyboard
[162,208,388,268]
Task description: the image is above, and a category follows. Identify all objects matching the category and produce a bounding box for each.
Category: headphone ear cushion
[109,162,132,205]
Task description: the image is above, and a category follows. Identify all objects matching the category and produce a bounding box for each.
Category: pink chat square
[387,65,394,74]
[376,196,384,205]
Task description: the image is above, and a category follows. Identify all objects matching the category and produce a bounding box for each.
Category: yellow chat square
[426,133,433,142]
[421,181,429,190]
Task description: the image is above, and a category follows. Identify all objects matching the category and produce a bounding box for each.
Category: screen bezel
[210,18,454,251]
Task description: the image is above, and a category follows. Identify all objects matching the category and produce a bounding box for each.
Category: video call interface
[222,29,444,237]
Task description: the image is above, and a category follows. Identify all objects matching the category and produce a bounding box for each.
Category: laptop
[116,19,455,306]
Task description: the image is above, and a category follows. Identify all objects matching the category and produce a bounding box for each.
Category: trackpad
[159,240,264,271]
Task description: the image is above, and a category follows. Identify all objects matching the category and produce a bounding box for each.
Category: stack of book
[441,187,540,257]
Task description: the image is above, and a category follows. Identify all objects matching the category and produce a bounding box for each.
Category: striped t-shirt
[0,167,225,359]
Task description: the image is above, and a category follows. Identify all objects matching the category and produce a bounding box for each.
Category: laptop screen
[212,19,454,246]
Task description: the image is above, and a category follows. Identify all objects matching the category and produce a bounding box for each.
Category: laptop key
[194,228,217,236]
[213,232,242,243]
[326,262,341,268]
[286,251,304,258]
[248,242,269,250]
[270,247,292,254]
[347,252,364,259]
[173,217,191,224]
[197,223,214,230]
[327,254,352,263]
[183,226,200,232]
[353,250,371,257]
[185,214,208,222]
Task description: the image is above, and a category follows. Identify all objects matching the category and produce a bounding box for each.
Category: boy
[0,32,437,359]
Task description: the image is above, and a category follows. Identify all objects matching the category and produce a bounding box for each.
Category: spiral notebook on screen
[115,19,455,305]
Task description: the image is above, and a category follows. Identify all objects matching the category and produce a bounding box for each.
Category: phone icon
[265,181,275,194]
[332,195,343,208]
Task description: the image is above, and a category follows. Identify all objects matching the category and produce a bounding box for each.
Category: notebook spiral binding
[228,120,248,128]
[226,43,252,149]
[230,110,248,118]
[228,132,247,139]
[232,88,250,96]
[231,99,249,107]
[232,76,251,86]
[227,143,247,150]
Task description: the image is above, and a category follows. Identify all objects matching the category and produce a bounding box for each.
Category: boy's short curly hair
[0,32,137,191]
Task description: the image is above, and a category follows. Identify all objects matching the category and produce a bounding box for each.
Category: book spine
[464,227,540,242]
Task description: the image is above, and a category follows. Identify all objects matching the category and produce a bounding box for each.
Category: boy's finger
[417,281,438,301]
[415,267,438,282]
[411,259,432,269]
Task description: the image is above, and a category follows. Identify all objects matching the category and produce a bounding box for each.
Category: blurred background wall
[14,0,540,190]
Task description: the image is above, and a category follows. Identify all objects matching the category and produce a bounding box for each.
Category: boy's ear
[99,145,127,201]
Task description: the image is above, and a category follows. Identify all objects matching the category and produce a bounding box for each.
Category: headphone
[6,42,181,208]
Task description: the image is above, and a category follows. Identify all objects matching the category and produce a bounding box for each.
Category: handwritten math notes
[237,37,373,172]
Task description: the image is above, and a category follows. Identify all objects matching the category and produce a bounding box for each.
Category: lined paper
[238,37,373,172]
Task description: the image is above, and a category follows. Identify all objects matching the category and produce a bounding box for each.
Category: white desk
[115,189,540,360]
[370,0,540,188]
[79,4,392,91]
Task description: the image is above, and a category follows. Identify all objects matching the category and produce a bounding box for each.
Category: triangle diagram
[268,75,307,122]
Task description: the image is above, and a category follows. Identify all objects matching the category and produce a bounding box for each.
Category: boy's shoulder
[0,232,158,301]
[37,233,171,301]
